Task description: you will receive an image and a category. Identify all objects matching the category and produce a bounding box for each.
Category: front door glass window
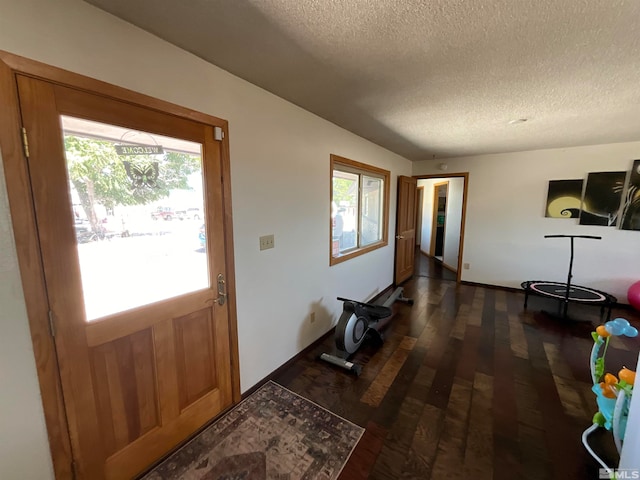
[61,116,209,321]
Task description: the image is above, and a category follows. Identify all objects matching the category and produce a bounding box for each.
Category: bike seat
[349,302,391,320]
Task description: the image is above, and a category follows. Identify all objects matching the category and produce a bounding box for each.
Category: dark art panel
[545,179,583,218]
[579,171,626,226]
[621,159,640,231]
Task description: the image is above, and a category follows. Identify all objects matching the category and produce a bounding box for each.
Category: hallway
[414,248,457,282]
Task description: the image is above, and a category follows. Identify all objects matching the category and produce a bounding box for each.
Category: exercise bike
[319,287,413,375]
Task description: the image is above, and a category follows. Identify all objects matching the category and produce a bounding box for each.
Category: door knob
[396,235,404,239]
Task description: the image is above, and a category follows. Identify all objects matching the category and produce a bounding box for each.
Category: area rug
[141,381,364,480]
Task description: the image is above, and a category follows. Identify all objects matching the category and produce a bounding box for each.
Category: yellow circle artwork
[547,196,581,217]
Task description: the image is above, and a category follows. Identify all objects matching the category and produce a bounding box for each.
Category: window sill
[330,240,388,266]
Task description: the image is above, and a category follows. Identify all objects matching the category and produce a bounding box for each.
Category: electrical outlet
[259,234,275,250]
[309,312,316,324]
[463,263,470,270]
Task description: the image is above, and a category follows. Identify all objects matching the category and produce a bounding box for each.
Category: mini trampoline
[522,235,617,320]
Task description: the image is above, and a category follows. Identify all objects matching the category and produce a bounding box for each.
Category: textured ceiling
[85,0,640,160]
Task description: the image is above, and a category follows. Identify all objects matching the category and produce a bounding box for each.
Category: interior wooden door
[394,175,417,284]
[17,75,237,479]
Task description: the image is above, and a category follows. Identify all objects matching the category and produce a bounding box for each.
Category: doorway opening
[415,174,468,282]
[430,181,448,262]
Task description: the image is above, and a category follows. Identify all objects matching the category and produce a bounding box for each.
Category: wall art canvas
[579,171,626,226]
[545,179,583,218]
[620,159,640,230]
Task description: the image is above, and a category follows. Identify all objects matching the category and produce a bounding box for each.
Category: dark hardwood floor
[272,276,640,479]
[414,249,458,282]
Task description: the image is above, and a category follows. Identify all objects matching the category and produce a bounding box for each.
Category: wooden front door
[394,175,417,284]
[17,75,238,479]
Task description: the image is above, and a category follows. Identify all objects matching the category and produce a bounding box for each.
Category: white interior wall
[418,179,437,254]
[413,143,640,302]
[443,177,464,271]
[0,0,412,476]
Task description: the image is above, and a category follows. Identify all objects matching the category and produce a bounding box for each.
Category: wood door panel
[395,176,417,284]
[86,289,216,347]
[174,308,218,410]
[104,389,223,480]
[91,329,160,457]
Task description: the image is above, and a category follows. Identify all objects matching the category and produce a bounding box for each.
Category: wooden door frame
[414,173,469,283]
[0,50,241,479]
[429,181,449,258]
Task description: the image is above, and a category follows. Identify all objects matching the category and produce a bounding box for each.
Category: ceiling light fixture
[509,118,528,125]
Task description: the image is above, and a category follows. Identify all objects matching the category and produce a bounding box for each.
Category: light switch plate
[259,234,275,250]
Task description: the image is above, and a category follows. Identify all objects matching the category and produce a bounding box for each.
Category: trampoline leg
[524,291,529,309]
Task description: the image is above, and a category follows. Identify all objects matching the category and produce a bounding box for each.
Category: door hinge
[21,127,30,158]
[214,126,224,141]
[48,310,56,337]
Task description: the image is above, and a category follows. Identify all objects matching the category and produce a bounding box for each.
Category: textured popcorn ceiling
[86,0,640,160]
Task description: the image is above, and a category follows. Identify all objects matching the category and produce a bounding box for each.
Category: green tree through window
[64,135,200,235]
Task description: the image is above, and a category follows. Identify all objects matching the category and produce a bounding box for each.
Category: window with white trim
[330,154,390,265]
